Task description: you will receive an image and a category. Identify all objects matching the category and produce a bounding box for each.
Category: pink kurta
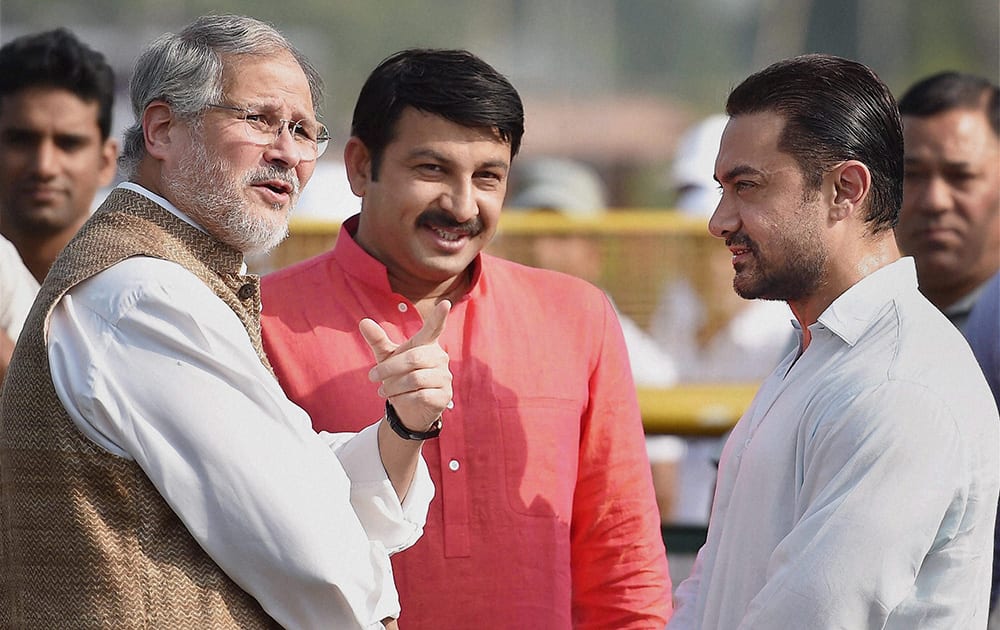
[261,215,671,629]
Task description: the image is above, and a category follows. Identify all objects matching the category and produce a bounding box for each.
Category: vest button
[237,283,256,300]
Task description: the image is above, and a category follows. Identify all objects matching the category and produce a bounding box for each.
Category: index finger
[394,299,450,355]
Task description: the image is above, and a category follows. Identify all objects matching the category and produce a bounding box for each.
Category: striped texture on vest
[0,188,280,628]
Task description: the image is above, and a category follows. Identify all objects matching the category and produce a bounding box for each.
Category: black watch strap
[385,401,443,440]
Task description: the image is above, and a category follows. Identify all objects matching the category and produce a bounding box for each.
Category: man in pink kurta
[261,48,671,629]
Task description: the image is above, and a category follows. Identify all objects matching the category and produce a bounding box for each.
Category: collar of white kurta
[816,257,917,347]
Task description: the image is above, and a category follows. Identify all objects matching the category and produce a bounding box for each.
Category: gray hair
[118,14,323,177]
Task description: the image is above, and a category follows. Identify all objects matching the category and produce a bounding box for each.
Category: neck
[391,266,472,321]
[788,235,900,350]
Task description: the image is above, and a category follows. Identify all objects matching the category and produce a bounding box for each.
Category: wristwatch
[385,401,443,440]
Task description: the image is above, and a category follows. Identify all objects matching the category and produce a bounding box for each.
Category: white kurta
[669,258,1000,629]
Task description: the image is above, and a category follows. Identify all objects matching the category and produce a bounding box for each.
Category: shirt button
[237,283,256,300]
[448,459,460,472]
[397,302,408,313]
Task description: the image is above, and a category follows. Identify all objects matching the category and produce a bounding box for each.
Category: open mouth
[429,225,468,242]
[416,210,482,248]
[725,237,755,268]
[259,180,293,195]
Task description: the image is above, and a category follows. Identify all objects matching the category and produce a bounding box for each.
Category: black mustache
[416,209,483,236]
[725,233,754,251]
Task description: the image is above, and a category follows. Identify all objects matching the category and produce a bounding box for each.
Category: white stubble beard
[164,134,300,255]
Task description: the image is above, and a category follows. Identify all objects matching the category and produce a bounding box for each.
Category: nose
[30,140,59,179]
[439,180,479,223]
[708,196,736,239]
[263,124,303,169]
[908,175,952,215]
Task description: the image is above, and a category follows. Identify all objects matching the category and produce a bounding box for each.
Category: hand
[359,300,452,432]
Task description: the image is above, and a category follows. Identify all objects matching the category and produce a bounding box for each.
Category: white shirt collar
[816,257,916,346]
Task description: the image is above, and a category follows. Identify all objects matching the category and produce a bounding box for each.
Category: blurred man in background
[508,155,679,388]
[508,155,684,524]
[0,28,118,283]
[896,71,999,334]
[652,114,794,527]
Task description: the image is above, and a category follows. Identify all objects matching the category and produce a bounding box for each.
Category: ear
[343,136,373,197]
[142,100,179,161]
[829,160,871,222]
[96,137,119,187]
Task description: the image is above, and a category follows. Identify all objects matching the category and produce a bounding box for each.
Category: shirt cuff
[324,422,435,553]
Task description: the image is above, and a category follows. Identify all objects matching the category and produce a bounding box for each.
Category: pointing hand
[359,300,453,432]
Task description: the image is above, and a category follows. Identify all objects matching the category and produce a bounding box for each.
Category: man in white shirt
[0,15,449,629]
[667,54,999,629]
[0,233,38,382]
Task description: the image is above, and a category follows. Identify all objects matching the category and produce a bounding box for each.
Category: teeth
[432,227,463,242]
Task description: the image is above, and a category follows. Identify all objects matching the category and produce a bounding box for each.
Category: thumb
[359,318,398,363]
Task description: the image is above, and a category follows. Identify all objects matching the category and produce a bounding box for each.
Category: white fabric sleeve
[322,425,434,553]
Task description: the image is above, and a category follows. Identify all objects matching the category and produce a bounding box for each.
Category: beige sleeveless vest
[0,188,281,628]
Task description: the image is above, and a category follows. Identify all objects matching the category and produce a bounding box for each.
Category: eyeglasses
[207,103,330,161]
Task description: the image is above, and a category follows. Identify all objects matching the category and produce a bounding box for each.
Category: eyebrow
[714,164,764,185]
[239,100,317,122]
[1,127,93,142]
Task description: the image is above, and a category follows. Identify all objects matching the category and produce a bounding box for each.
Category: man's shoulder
[77,257,207,301]
[805,301,998,438]
[59,257,218,330]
